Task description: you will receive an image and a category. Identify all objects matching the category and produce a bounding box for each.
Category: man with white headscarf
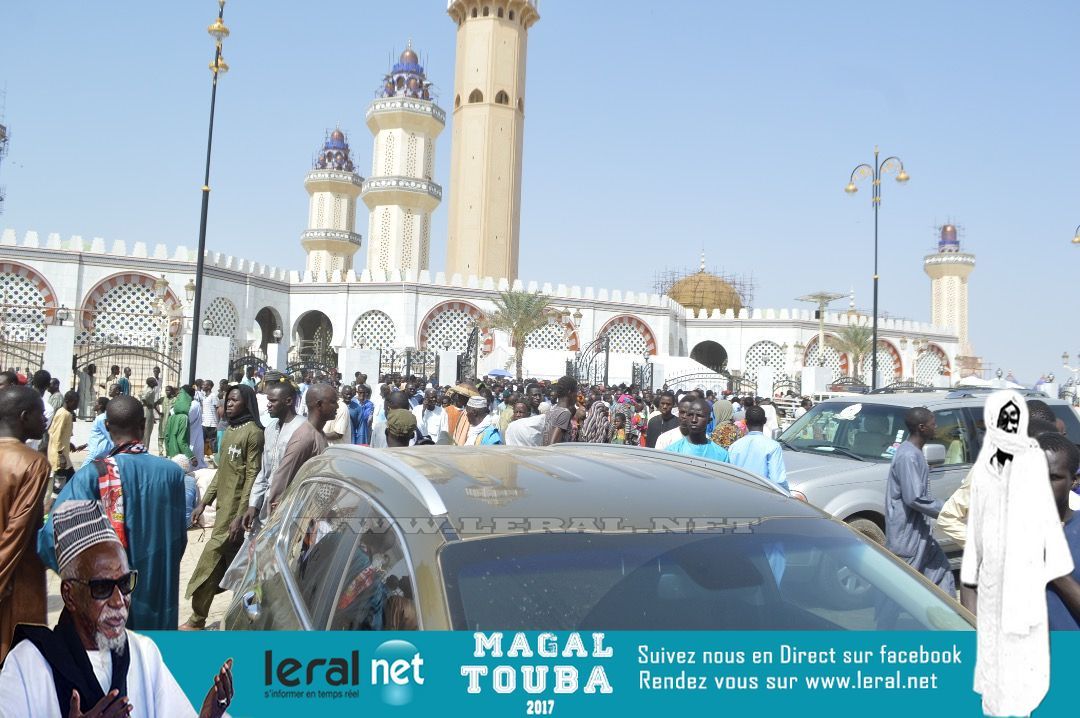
[961,391,1073,717]
[464,395,502,445]
[0,501,234,717]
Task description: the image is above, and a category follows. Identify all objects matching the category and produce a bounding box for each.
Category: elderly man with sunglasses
[0,501,234,717]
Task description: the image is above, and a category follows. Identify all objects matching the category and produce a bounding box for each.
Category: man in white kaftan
[961,391,1074,717]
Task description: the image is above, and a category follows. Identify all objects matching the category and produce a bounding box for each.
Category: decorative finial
[407,38,413,49]
[849,287,855,308]
[699,250,706,273]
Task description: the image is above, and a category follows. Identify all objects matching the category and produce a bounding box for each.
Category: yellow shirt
[47,407,74,471]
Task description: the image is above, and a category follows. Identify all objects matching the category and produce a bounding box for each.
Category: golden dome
[668,271,743,317]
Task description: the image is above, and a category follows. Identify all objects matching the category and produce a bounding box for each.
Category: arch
[292,309,336,367]
[203,296,239,340]
[417,300,494,354]
[690,340,728,373]
[517,98,524,113]
[509,9,515,20]
[468,88,484,103]
[79,272,182,339]
[495,90,509,105]
[743,340,786,382]
[351,310,397,349]
[802,335,849,379]
[860,339,903,381]
[253,306,282,348]
[471,7,477,17]
[483,6,490,16]
[454,94,461,109]
[0,261,60,341]
[915,343,951,384]
[497,7,504,17]
[597,315,658,356]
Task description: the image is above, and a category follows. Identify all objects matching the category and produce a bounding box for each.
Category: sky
[1,0,1077,383]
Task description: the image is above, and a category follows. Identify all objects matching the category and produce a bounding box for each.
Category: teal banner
[147,631,1080,716]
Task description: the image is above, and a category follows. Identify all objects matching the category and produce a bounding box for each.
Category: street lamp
[272,328,283,341]
[55,305,71,326]
[1073,225,1080,244]
[845,146,909,391]
[797,291,845,367]
[184,278,196,304]
[202,318,213,333]
[188,0,230,384]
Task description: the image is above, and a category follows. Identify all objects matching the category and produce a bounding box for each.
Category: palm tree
[828,324,874,382]
[486,291,555,380]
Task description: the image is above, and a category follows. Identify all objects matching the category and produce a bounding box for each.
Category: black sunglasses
[66,571,138,600]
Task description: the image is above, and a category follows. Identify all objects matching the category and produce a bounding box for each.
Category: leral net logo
[372,639,425,706]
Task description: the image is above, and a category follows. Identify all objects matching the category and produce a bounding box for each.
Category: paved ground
[46,420,233,630]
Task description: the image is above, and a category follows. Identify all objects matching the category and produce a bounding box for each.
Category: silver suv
[778,389,1080,553]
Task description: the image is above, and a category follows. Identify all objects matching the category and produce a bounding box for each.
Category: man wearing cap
[464,395,503,446]
[0,501,234,718]
[0,385,52,662]
[386,409,419,448]
[38,396,188,631]
[447,384,479,446]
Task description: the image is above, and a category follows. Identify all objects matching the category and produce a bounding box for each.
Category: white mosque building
[0,0,968,396]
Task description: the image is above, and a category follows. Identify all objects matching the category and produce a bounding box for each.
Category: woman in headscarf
[183,383,264,630]
[580,400,611,443]
[164,386,193,460]
[710,399,744,449]
[961,390,1073,718]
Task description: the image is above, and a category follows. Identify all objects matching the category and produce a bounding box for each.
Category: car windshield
[440,517,971,631]
[779,401,909,461]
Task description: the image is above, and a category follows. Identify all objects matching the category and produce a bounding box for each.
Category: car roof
[314,444,817,537]
[813,390,1062,409]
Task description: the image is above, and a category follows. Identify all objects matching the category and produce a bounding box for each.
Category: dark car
[224,445,973,631]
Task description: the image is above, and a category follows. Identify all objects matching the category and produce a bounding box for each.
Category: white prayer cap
[53,500,122,573]
[466,395,488,409]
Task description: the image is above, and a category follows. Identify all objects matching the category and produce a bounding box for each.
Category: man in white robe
[961,391,1074,717]
[0,500,233,718]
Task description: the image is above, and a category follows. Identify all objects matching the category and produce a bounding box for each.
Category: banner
[147,631,1080,716]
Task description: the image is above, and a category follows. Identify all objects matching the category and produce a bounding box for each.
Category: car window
[929,408,971,466]
[780,402,908,461]
[328,509,417,631]
[282,480,372,630]
[440,519,971,631]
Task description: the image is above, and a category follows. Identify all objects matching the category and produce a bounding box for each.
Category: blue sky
[1,1,1077,383]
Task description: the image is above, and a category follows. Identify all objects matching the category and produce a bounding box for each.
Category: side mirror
[771,428,783,440]
[923,443,946,467]
[242,590,260,622]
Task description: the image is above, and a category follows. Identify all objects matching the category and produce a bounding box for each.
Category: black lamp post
[188,0,230,384]
[845,146,909,391]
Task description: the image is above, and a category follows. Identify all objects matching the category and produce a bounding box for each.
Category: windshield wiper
[813,445,867,462]
[778,439,802,453]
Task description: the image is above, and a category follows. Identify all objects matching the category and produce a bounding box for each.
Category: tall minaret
[362,44,445,274]
[302,129,364,277]
[444,0,540,281]
[923,224,976,355]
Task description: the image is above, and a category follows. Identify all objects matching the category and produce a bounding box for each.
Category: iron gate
[632,361,654,391]
[772,377,802,397]
[74,343,182,395]
[665,371,727,393]
[457,326,480,383]
[228,352,269,382]
[0,339,44,376]
[574,334,610,386]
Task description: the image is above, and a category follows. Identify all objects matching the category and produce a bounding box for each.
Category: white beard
[94,608,128,655]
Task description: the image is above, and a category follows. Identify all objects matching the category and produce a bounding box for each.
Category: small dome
[400,47,419,64]
[938,224,960,252]
[668,271,743,317]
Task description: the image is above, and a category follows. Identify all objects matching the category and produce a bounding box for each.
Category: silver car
[779,389,1080,550]
[224,444,973,631]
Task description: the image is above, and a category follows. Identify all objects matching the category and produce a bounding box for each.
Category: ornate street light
[184,277,196,304]
[845,146,909,391]
[272,328,283,341]
[55,305,71,325]
[1073,225,1080,244]
[188,0,230,384]
[152,274,169,300]
[202,318,213,333]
